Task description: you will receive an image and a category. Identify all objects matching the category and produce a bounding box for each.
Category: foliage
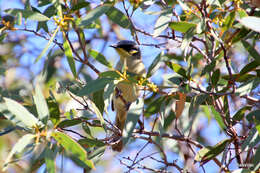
[0,0,260,172]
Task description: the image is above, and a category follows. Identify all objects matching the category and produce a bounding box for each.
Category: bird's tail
[112,109,127,152]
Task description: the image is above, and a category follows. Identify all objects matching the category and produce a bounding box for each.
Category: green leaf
[239,16,260,33]
[195,139,230,162]
[105,6,131,28]
[240,60,259,75]
[93,90,104,114]
[147,52,164,78]
[166,62,188,79]
[57,119,82,128]
[123,98,144,145]
[252,146,260,171]
[3,134,36,171]
[144,96,165,117]
[3,97,43,128]
[163,110,176,130]
[210,106,226,130]
[90,100,105,127]
[99,71,121,79]
[80,5,111,27]
[212,69,220,87]
[222,11,235,31]
[45,147,56,173]
[89,49,112,68]
[236,78,260,96]
[71,2,90,12]
[232,106,251,125]
[78,138,105,148]
[46,95,60,126]
[201,60,216,76]
[241,40,260,64]
[63,35,77,78]
[153,10,172,37]
[52,132,95,169]
[241,128,260,151]
[77,78,114,96]
[169,21,197,33]
[35,27,59,63]
[5,8,50,21]
[246,110,260,122]
[33,83,49,122]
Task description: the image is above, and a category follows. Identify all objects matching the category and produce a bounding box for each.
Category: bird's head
[110,40,141,60]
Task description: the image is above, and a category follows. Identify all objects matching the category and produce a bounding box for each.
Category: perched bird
[110,40,146,151]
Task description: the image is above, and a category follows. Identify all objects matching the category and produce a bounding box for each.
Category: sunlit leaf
[80,5,111,27]
[166,62,188,79]
[195,139,230,162]
[144,96,165,117]
[3,97,43,128]
[239,16,260,33]
[3,134,36,171]
[46,95,60,126]
[169,21,196,33]
[5,8,50,21]
[89,49,112,68]
[123,98,144,145]
[210,106,226,130]
[35,27,59,63]
[33,83,49,122]
[77,78,114,96]
[52,132,95,169]
[105,6,130,28]
[241,40,260,64]
[147,52,164,78]
[153,10,172,37]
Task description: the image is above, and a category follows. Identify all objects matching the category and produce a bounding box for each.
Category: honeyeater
[110,40,146,151]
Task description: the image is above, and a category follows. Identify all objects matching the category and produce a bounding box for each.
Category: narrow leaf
[89,49,112,68]
[33,83,49,122]
[153,11,172,37]
[105,6,130,28]
[52,132,95,169]
[93,90,104,114]
[46,95,60,126]
[77,78,114,96]
[240,60,259,75]
[166,62,188,79]
[80,5,111,27]
[45,147,56,173]
[211,106,226,130]
[147,52,164,78]
[169,21,196,33]
[195,139,230,162]
[3,134,35,171]
[5,8,50,21]
[63,35,77,78]
[4,97,43,128]
[212,69,220,87]
[241,40,260,64]
[239,16,260,33]
[35,27,59,63]
[123,98,144,145]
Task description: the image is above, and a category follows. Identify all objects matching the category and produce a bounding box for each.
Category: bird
[110,40,146,151]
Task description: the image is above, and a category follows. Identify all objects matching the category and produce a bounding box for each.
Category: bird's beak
[109,44,117,48]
